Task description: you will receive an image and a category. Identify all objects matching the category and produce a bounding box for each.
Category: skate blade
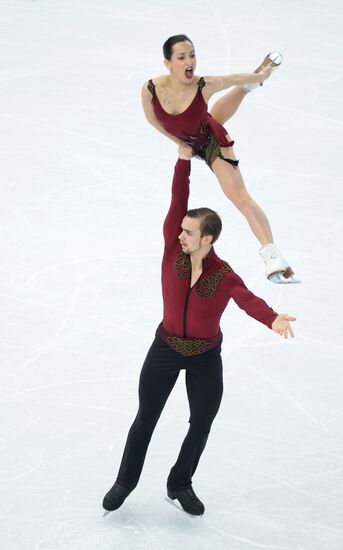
[165,496,183,512]
[102,509,112,517]
[259,51,283,70]
[164,497,203,518]
[266,51,283,67]
[255,51,283,86]
[269,273,301,284]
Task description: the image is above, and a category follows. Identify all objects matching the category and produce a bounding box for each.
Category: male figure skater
[103,145,296,516]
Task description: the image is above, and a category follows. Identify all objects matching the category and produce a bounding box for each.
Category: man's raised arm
[163,148,192,248]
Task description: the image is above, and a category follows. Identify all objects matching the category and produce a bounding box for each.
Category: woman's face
[165,41,197,83]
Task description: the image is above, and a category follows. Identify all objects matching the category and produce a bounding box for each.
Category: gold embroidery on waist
[166,336,211,356]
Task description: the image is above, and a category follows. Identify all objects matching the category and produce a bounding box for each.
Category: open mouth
[185,67,193,79]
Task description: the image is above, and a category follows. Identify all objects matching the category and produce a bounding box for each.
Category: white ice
[0,0,342,548]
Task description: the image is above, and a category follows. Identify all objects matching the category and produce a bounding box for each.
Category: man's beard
[182,240,202,254]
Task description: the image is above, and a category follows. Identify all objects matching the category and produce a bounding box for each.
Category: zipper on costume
[183,268,203,338]
[183,286,192,338]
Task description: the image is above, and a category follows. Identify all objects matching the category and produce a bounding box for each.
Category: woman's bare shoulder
[201,75,216,84]
[143,75,168,88]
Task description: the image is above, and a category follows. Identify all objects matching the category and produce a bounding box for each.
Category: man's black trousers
[116,331,223,491]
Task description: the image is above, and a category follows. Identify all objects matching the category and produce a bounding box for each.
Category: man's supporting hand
[178,143,193,160]
[272,314,296,339]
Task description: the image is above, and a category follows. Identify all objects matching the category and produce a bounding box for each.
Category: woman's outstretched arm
[203,65,271,102]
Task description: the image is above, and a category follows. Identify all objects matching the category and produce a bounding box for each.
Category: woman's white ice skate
[259,243,300,284]
[242,51,283,92]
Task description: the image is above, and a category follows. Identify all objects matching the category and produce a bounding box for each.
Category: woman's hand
[256,63,272,83]
[272,314,296,339]
[178,143,194,160]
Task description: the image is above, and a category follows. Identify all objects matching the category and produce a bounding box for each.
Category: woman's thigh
[210,87,247,126]
[211,154,252,207]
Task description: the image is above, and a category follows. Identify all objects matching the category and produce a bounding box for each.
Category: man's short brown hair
[186,208,222,244]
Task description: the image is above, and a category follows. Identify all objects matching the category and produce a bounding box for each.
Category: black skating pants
[116,331,223,491]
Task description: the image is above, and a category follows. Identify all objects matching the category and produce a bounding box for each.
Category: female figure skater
[141,34,298,283]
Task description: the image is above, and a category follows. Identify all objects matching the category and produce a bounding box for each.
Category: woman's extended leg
[210,87,249,125]
[211,144,273,246]
[209,52,283,125]
[211,142,297,282]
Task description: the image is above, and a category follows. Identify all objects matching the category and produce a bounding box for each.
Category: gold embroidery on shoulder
[196,261,233,300]
[174,250,191,279]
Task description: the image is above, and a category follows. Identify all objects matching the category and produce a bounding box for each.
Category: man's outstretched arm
[227,272,296,338]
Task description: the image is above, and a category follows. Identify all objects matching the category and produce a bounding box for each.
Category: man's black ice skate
[166,486,205,516]
[102,482,131,514]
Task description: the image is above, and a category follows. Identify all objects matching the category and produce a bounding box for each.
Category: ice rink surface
[0,0,342,548]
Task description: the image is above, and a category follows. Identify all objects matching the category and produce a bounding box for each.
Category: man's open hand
[272,314,296,339]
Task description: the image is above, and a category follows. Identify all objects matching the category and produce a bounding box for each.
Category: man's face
[178,216,210,254]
